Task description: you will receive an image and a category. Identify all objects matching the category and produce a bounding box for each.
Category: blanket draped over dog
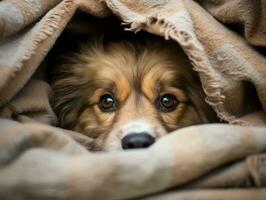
[0,0,265,199]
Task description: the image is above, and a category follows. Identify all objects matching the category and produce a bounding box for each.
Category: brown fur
[52,39,217,151]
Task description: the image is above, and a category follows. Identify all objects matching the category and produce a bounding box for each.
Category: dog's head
[52,40,216,151]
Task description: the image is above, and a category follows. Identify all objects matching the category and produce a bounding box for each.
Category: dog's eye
[158,94,178,112]
[99,94,117,112]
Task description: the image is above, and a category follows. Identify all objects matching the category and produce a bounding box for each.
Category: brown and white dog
[51,38,217,151]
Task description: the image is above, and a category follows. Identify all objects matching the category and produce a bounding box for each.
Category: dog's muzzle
[121,119,156,149]
[122,132,155,149]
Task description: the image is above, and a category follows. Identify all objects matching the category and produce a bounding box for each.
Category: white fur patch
[121,119,155,137]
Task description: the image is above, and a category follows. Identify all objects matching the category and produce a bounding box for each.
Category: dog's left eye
[158,94,178,112]
[99,94,117,112]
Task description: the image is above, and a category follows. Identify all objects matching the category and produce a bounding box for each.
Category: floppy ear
[51,65,87,129]
[183,75,218,123]
[50,37,105,129]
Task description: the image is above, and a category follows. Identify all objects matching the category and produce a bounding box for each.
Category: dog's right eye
[99,94,117,112]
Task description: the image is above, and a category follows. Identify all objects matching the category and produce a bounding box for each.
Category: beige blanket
[0,0,266,199]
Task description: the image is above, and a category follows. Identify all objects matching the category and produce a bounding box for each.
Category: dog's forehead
[84,43,186,101]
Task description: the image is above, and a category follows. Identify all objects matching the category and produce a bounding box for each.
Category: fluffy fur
[51,39,217,151]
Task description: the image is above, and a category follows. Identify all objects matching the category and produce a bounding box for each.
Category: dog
[51,38,217,151]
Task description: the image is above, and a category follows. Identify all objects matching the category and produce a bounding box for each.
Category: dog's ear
[51,67,86,129]
[183,75,218,123]
[50,37,105,129]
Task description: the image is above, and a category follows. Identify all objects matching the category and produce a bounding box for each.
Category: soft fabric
[0,0,265,199]
[1,121,266,199]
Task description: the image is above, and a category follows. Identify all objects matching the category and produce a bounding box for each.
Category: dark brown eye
[158,94,178,112]
[99,94,117,112]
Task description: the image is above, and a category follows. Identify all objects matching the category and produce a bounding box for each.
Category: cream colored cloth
[0,0,266,199]
[0,120,266,199]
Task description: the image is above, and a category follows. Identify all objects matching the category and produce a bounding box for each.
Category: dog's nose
[122,133,155,149]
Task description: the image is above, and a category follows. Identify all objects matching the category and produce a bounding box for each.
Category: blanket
[0,0,265,199]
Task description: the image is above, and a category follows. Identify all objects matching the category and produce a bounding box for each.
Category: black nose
[122,133,155,149]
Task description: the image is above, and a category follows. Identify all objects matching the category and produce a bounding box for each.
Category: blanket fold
[196,0,266,46]
[0,121,266,199]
